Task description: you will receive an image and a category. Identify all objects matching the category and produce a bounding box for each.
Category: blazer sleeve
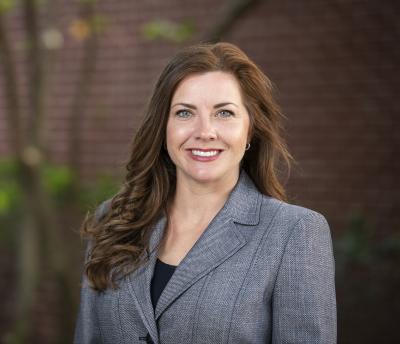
[73,241,102,344]
[271,211,337,344]
[73,200,112,344]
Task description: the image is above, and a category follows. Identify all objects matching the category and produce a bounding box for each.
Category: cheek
[219,122,249,147]
[166,121,191,147]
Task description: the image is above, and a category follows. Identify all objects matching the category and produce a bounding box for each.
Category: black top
[150,258,177,309]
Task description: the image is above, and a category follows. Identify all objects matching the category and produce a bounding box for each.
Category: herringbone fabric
[74,169,336,343]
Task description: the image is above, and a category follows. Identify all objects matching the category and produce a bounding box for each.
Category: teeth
[191,150,219,157]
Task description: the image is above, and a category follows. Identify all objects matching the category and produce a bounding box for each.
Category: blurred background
[0,0,399,343]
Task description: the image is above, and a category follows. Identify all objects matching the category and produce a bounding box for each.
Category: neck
[168,170,240,227]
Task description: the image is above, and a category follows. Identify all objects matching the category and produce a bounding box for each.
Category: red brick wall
[0,0,399,342]
[1,0,398,235]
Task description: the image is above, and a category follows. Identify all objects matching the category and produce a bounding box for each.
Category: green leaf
[77,0,98,4]
[89,14,109,33]
[41,164,74,197]
[142,19,195,43]
[78,173,119,209]
[0,191,10,214]
[0,0,15,14]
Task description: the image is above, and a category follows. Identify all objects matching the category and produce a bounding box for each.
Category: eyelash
[175,109,234,118]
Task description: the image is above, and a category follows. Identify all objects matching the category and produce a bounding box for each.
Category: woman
[74,42,336,344]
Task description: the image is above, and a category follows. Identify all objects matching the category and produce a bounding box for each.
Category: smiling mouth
[190,149,220,157]
[185,148,224,159]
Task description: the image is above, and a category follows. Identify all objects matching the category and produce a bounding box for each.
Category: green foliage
[41,163,74,203]
[142,19,196,43]
[0,0,16,14]
[0,0,48,14]
[0,159,20,215]
[334,211,400,273]
[78,173,119,210]
[376,234,400,258]
[335,214,373,264]
[77,0,98,4]
[89,14,109,34]
[0,159,21,246]
[0,159,119,246]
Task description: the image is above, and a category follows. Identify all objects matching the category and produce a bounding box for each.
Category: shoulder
[259,195,331,238]
[257,196,334,271]
[93,198,113,223]
[82,198,113,259]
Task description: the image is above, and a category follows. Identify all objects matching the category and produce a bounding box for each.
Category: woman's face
[166,71,250,186]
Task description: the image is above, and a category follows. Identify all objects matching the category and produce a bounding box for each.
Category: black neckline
[156,258,177,268]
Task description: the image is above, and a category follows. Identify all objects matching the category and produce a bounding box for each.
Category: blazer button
[146,333,154,344]
[138,333,154,343]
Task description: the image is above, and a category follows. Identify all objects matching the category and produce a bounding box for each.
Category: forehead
[171,71,244,104]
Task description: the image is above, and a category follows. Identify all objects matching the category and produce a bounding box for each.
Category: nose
[195,115,217,141]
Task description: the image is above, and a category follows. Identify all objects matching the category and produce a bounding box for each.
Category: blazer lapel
[154,169,262,320]
[154,214,246,320]
[124,169,262,338]
[125,216,167,343]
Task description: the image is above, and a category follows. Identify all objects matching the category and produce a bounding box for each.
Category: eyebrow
[171,102,238,109]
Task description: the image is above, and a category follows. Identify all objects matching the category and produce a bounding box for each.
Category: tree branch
[23,0,46,151]
[68,0,99,175]
[203,0,261,43]
[0,12,23,157]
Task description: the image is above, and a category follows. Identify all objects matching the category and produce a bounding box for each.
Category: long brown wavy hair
[81,42,294,291]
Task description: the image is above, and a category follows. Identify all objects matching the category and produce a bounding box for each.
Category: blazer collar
[124,169,262,343]
[148,168,261,253]
[221,168,262,226]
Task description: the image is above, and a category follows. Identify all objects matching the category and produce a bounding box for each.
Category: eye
[217,109,234,118]
[175,109,192,119]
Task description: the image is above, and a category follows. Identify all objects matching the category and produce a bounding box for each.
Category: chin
[185,168,224,184]
[191,173,220,183]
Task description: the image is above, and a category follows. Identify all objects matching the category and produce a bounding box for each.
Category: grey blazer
[74,170,336,344]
